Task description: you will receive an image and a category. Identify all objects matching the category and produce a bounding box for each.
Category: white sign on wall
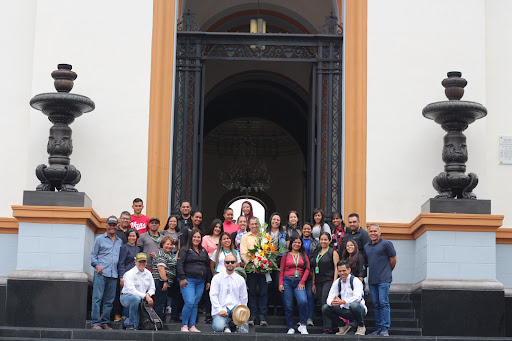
[499,136,512,165]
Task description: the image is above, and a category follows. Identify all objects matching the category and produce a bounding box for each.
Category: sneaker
[355,326,366,336]
[322,328,332,334]
[114,314,122,322]
[259,317,268,326]
[181,326,189,332]
[91,325,102,330]
[307,318,314,326]
[298,325,309,334]
[189,326,201,332]
[336,324,351,335]
[125,325,135,330]
[224,327,232,333]
[248,317,255,326]
[101,324,112,330]
[287,328,295,334]
[380,328,389,336]
[369,328,382,336]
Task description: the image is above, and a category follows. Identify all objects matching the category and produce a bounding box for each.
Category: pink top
[202,235,219,257]
[223,221,239,234]
[279,252,310,285]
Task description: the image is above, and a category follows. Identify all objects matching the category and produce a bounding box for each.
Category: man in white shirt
[321,261,367,336]
[120,253,156,330]
[210,254,249,333]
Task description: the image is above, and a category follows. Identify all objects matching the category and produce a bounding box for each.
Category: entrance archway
[169,17,343,223]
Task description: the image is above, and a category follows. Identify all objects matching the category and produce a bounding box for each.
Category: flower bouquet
[245,225,286,282]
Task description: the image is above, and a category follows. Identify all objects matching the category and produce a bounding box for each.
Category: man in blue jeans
[90,216,123,329]
[365,223,397,336]
[120,253,156,329]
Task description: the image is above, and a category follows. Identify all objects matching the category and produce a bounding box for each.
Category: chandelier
[219,139,272,195]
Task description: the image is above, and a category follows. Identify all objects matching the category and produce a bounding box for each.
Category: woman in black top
[178,211,204,249]
[340,239,367,283]
[286,210,302,248]
[310,232,339,334]
[177,229,211,332]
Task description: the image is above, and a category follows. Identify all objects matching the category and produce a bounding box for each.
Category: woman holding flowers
[279,237,310,334]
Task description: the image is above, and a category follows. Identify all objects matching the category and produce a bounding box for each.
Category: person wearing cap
[137,217,162,270]
[210,254,249,333]
[90,215,123,330]
[120,253,156,330]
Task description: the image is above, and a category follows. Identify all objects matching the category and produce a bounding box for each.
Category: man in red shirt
[130,198,150,234]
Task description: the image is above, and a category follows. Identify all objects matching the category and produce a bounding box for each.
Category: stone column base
[411,278,505,337]
[6,270,88,328]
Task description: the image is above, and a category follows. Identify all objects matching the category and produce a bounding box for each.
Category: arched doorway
[169,7,343,224]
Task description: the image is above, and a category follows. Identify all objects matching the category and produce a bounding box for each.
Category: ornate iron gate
[171,21,343,219]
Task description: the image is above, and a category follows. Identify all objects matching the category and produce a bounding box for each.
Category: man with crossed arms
[210,254,249,333]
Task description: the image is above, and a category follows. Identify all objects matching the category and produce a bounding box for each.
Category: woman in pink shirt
[202,219,223,257]
[222,208,239,234]
[279,237,310,335]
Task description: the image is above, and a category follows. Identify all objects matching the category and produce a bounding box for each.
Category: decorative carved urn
[30,64,95,192]
[422,71,487,199]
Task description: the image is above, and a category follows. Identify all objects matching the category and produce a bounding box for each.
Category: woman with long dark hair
[267,212,287,316]
[312,208,331,240]
[240,200,259,229]
[179,210,204,249]
[286,211,301,248]
[210,232,241,274]
[162,215,180,254]
[278,236,310,334]
[177,229,211,332]
[340,239,367,283]
[330,212,346,251]
[202,219,223,257]
[311,232,340,334]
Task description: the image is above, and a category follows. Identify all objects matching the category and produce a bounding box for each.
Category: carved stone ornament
[30,64,95,192]
[422,71,487,199]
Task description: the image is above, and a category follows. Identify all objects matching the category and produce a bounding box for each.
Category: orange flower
[265,234,271,241]
[268,243,275,250]
[251,255,256,260]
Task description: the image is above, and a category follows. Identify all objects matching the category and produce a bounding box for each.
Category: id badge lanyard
[315,249,327,274]
[292,253,300,278]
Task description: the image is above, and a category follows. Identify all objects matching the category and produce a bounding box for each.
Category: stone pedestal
[7,204,102,328]
[422,198,491,214]
[23,191,92,207]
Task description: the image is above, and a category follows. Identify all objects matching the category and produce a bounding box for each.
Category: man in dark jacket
[341,213,370,256]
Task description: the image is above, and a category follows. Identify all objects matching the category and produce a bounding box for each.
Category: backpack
[338,275,368,301]
[139,299,164,330]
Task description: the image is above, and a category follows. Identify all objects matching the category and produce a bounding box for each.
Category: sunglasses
[224,260,236,264]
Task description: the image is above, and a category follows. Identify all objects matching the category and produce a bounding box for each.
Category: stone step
[249,308,416,320]
[261,316,419,328]
[254,325,422,336]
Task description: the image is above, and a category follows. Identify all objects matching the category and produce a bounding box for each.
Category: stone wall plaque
[499,136,512,165]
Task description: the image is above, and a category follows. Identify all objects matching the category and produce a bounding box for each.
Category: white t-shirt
[210,248,241,273]
[312,223,331,240]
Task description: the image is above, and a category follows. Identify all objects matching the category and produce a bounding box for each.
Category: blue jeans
[321,302,366,327]
[181,277,204,327]
[305,279,314,320]
[282,277,308,328]
[247,273,268,318]
[91,272,117,326]
[212,305,249,333]
[120,294,142,329]
[369,282,391,329]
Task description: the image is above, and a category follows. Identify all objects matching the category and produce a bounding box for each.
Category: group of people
[90,198,397,336]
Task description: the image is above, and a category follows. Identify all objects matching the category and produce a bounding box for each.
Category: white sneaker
[355,326,366,335]
[224,327,232,333]
[298,325,309,334]
[287,328,295,334]
[307,318,314,326]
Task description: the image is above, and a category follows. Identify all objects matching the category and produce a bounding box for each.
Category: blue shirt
[118,243,138,278]
[303,238,312,256]
[364,238,396,285]
[91,233,122,278]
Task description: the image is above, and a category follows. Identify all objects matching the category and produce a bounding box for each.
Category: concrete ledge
[23,191,92,207]
[505,287,512,297]
[8,270,88,282]
[0,276,7,285]
[422,198,491,214]
[412,278,504,292]
[390,283,413,293]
